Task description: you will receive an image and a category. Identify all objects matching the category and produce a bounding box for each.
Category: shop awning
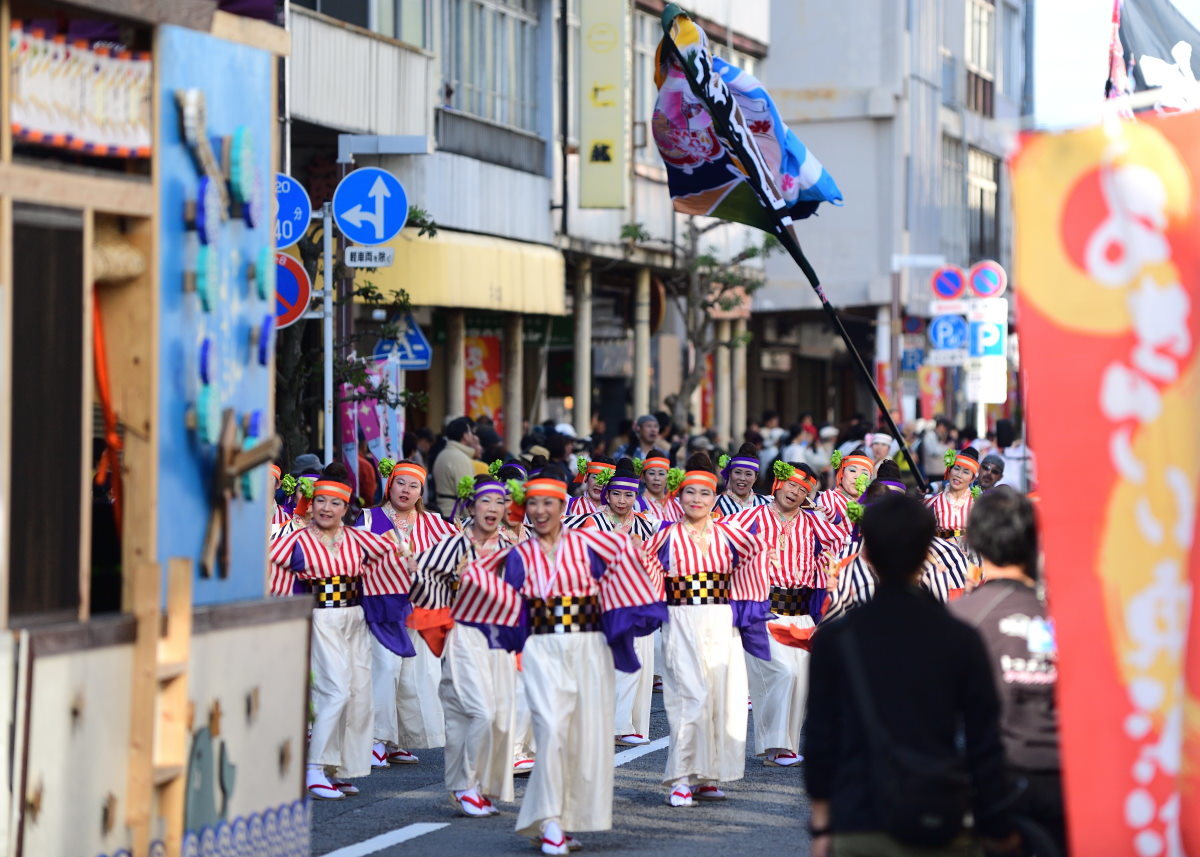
[358,228,567,316]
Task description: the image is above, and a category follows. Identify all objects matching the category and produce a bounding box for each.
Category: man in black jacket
[803,494,1017,857]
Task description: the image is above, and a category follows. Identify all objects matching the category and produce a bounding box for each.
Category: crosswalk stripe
[614,735,670,766]
[317,822,450,857]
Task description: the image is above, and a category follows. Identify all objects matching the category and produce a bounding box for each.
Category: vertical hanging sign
[579,0,628,208]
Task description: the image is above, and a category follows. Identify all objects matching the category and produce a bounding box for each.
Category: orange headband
[314,480,352,503]
[524,478,569,501]
[269,464,281,480]
[389,463,427,485]
[839,454,874,474]
[643,457,671,472]
[678,471,718,492]
[952,454,980,475]
[575,460,616,484]
[776,470,819,493]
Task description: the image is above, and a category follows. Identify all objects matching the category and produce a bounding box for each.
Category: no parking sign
[968,260,1008,298]
[275,253,311,328]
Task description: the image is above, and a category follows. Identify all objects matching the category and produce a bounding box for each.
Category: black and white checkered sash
[665,571,732,606]
[313,575,361,608]
[527,594,603,635]
[770,585,816,616]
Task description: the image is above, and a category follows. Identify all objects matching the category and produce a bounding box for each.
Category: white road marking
[317,822,450,857]
[614,735,670,766]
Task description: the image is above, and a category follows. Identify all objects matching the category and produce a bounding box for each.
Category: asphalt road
[311,693,813,857]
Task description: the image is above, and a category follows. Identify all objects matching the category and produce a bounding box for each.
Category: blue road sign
[373,313,432,370]
[968,260,1008,298]
[930,266,966,300]
[333,167,408,246]
[928,314,969,350]
[274,172,311,250]
[970,320,1006,357]
[275,253,311,329]
[901,349,924,372]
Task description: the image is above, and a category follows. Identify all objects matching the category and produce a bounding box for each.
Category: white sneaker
[540,821,569,855]
[371,742,390,769]
[666,785,694,807]
[306,767,344,801]
[615,733,649,746]
[451,789,490,818]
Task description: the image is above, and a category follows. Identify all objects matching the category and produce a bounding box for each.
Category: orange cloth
[407,606,454,657]
[767,621,816,652]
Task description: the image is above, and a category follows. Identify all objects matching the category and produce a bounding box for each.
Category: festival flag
[1012,111,1200,856]
[652,7,842,233]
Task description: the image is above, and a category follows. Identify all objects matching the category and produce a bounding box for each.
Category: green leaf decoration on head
[576,455,589,476]
[943,449,957,468]
[280,474,297,495]
[773,460,795,481]
[633,458,645,476]
[666,467,685,493]
[488,459,503,477]
[378,458,396,479]
[830,450,843,469]
[594,468,613,487]
[297,476,315,499]
[506,479,526,506]
[717,454,730,471]
[854,472,870,495]
[971,485,982,499]
[456,475,475,500]
[846,501,865,524]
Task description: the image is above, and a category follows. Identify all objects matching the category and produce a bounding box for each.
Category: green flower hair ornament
[594,468,613,488]
[846,501,865,524]
[576,455,590,476]
[666,467,685,494]
[296,476,316,499]
[488,459,503,477]
[378,458,396,479]
[506,479,526,506]
[943,449,957,468]
[632,458,645,476]
[854,472,870,495]
[717,454,730,471]
[971,485,982,499]
[773,460,796,481]
[830,450,843,469]
[280,474,298,495]
[456,475,476,500]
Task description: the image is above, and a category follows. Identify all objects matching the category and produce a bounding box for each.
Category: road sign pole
[323,202,335,466]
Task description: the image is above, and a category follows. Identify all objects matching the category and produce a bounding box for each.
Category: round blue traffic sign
[275,253,311,329]
[275,172,312,250]
[332,167,408,246]
[928,314,969,350]
[968,260,1008,298]
[930,266,966,300]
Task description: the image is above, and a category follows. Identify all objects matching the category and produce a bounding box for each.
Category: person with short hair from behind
[952,488,1064,856]
[434,417,478,518]
[804,494,1016,857]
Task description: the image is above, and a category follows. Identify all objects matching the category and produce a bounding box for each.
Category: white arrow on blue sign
[928,314,969,350]
[333,167,408,246]
[373,313,432,370]
[274,172,312,250]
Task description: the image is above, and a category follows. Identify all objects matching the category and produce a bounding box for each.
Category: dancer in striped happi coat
[642,453,770,808]
[268,465,414,801]
[268,464,293,536]
[926,447,980,557]
[714,443,772,517]
[639,451,683,523]
[452,467,666,856]
[726,461,847,769]
[817,447,873,532]
[566,454,614,517]
[566,459,659,747]
[356,459,458,767]
[408,475,517,818]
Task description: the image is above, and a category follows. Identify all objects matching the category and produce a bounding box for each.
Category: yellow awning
[357,228,566,315]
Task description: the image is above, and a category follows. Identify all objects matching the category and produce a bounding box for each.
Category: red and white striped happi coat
[925,491,973,533]
[358,505,459,555]
[642,519,770,603]
[452,528,662,627]
[565,494,600,517]
[268,524,411,597]
[642,493,683,524]
[724,504,844,590]
[816,489,856,533]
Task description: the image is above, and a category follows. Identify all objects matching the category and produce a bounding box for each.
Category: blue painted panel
[157,26,275,605]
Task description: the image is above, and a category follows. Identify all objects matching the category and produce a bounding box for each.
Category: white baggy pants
[371,628,446,749]
[440,624,517,802]
[745,613,814,755]
[614,633,654,736]
[309,606,373,778]
[515,632,614,838]
[660,604,747,786]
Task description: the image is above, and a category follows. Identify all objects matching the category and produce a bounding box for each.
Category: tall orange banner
[1013,113,1200,856]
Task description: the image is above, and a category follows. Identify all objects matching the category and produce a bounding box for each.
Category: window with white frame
[293,0,430,47]
[967,147,999,263]
[441,0,540,133]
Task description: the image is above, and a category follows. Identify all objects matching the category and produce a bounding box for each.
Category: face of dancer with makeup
[312,495,346,532]
[681,484,716,523]
[527,495,565,538]
[389,474,422,512]
[728,466,756,498]
[948,462,975,493]
[607,488,637,518]
[840,463,870,497]
[471,492,505,536]
[643,466,667,496]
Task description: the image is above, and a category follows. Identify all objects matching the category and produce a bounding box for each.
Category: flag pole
[660,13,927,491]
